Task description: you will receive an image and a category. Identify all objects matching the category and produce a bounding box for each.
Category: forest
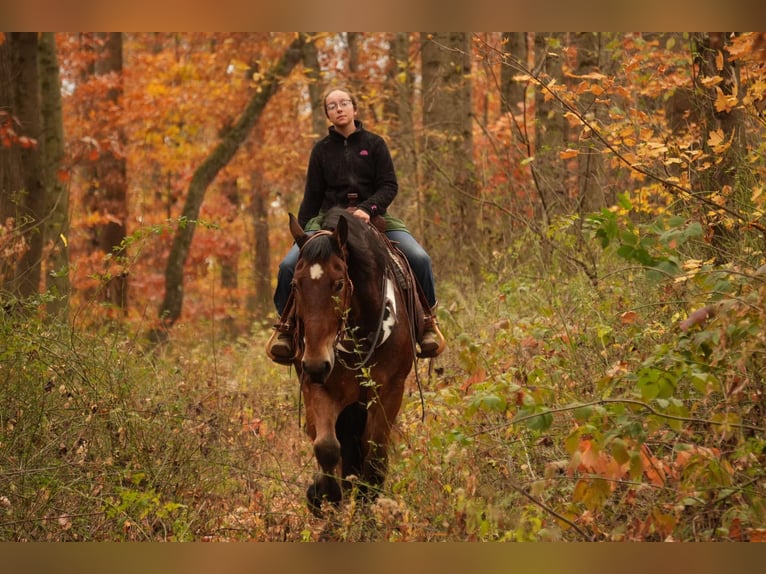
[1,31,766,541]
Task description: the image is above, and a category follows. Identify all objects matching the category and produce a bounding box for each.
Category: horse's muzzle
[302,356,333,384]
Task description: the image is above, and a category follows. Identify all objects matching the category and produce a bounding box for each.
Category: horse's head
[290,212,353,384]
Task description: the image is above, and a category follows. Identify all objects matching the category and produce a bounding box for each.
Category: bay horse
[286,207,419,516]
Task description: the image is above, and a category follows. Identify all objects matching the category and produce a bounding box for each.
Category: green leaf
[617,193,633,210]
[629,451,643,480]
[611,438,630,465]
[525,410,553,431]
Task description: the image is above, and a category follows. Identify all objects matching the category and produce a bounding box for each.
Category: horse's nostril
[302,358,333,382]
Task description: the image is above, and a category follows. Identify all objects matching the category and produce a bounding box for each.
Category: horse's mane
[310,207,387,283]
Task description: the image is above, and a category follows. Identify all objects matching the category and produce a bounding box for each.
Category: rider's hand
[352,209,370,223]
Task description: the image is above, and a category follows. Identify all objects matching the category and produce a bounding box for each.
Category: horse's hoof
[306,476,342,517]
[306,483,325,518]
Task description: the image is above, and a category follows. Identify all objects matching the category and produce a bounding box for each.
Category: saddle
[367,214,427,346]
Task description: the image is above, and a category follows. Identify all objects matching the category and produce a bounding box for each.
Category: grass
[2,228,765,540]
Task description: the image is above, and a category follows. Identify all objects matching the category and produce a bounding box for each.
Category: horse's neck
[348,265,386,326]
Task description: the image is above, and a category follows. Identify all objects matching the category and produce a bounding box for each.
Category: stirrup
[417,317,445,359]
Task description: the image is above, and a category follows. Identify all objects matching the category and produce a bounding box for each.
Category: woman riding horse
[287,207,417,514]
[266,86,445,365]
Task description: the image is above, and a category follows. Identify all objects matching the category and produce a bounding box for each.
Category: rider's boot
[417,304,446,358]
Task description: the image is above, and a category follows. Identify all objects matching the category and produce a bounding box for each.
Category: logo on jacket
[359,150,369,156]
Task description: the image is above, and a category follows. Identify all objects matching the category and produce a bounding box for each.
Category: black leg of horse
[337,402,366,481]
[306,473,343,518]
[359,447,388,501]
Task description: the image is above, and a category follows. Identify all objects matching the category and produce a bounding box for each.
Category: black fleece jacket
[297,120,398,228]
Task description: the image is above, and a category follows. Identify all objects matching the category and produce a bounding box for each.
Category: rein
[336,271,390,371]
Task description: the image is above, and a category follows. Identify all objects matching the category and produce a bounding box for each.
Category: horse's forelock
[300,233,336,263]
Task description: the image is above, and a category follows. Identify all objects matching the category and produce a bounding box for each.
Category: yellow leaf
[714,87,738,113]
[700,75,723,88]
[707,128,725,148]
[715,50,724,71]
[563,111,582,127]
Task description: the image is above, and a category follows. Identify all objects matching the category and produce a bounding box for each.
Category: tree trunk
[389,33,419,229]
[302,33,327,139]
[38,33,69,317]
[157,34,305,332]
[533,32,567,224]
[347,32,362,94]
[219,177,239,291]
[12,33,45,299]
[501,32,527,114]
[420,32,478,276]
[0,35,25,290]
[692,32,747,261]
[248,169,271,318]
[573,32,606,214]
[693,33,745,192]
[85,32,128,311]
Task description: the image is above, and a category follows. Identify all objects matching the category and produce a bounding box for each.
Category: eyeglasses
[326,99,353,112]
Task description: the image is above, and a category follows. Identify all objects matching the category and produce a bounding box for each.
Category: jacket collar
[328,119,363,140]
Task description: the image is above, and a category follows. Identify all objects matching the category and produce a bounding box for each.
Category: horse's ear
[289,213,308,247]
[335,213,348,249]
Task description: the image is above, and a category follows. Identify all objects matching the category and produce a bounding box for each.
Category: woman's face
[324,90,356,131]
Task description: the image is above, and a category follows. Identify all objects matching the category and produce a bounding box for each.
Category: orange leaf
[559,148,579,160]
[461,368,486,391]
[715,50,724,71]
[730,517,743,541]
[640,443,667,486]
[620,310,639,325]
[748,528,766,542]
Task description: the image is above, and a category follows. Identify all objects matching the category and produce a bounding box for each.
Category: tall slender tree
[39,32,68,316]
[83,32,128,310]
[692,32,747,258]
[420,32,478,273]
[573,32,606,214]
[532,32,567,224]
[157,34,305,333]
[11,33,45,300]
[0,34,26,290]
[500,32,527,114]
[302,33,327,139]
[388,33,419,230]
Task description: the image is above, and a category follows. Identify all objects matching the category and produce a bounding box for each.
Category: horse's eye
[334,280,344,293]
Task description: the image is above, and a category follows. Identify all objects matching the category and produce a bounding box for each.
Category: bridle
[295,230,354,354]
[295,228,391,371]
[294,222,426,421]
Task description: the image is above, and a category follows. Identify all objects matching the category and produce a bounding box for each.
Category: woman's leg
[273,243,301,315]
[385,230,437,308]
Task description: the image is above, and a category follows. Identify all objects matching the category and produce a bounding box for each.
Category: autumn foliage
[2,33,766,541]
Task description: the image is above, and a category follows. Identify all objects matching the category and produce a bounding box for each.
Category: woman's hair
[322,86,357,114]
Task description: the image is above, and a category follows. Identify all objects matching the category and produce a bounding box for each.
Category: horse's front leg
[358,376,405,501]
[302,382,344,516]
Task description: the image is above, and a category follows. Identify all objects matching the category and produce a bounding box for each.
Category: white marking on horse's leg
[310,263,324,280]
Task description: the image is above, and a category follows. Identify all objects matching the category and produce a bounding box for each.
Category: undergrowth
[2,209,766,540]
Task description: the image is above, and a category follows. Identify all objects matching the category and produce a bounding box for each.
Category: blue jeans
[273,229,437,315]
